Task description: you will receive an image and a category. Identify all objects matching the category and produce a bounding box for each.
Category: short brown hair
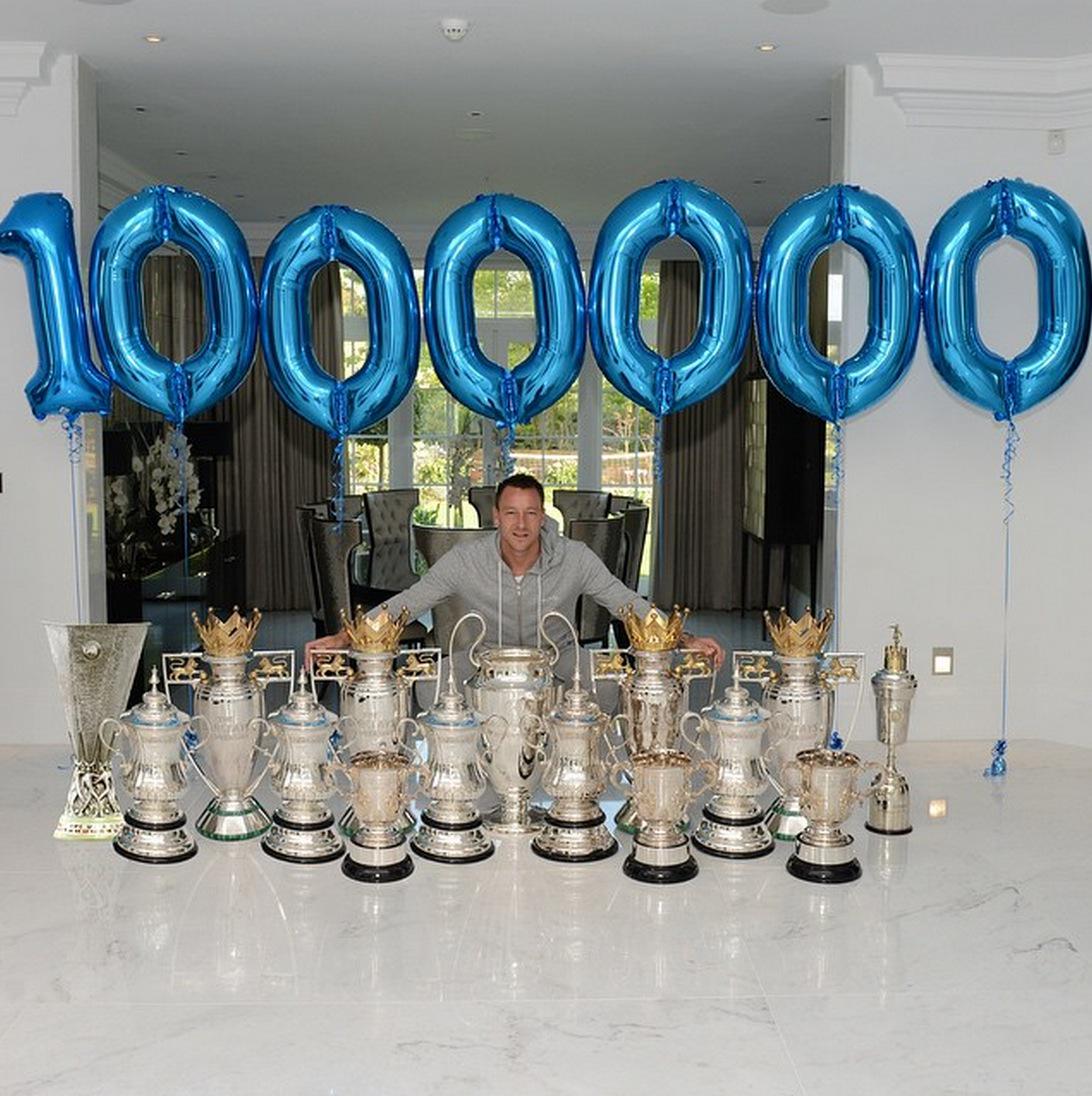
[495,473,545,507]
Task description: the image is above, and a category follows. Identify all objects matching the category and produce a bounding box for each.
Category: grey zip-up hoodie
[376,518,650,681]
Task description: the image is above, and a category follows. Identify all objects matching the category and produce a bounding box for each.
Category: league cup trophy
[866,625,917,836]
[734,607,864,841]
[339,749,426,883]
[46,621,149,840]
[783,748,879,884]
[310,605,438,837]
[258,672,344,865]
[410,613,495,864]
[692,671,775,860]
[99,668,197,863]
[612,750,716,884]
[594,604,714,834]
[465,631,562,835]
[531,612,617,863]
[164,608,294,841]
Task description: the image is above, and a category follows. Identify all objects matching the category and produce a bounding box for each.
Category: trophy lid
[705,670,766,725]
[420,687,478,728]
[192,606,261,658]
[621,603,688,652]
[127,668,183,728]
[270,672,334,727]
[883,625,908,672]
[552,680,603,725]
[764,606,834,658]
[341,604,409,654]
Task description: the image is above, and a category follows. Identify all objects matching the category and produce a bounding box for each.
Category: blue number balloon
[0,193,111,420]
[261,205,419,438]
[589,179,752,416]
[89,185,257,425]
[424,194,585,429]
[923,178,1091,420]
[756,184,921,422]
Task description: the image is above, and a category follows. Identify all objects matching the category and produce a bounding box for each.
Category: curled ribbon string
[62,412,83,464]
[826,420,845,745]
[331,437,346,529]
[64,413,85,620]
[498,423,516,478]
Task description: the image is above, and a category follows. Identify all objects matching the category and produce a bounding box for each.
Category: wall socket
[932,647,954,675]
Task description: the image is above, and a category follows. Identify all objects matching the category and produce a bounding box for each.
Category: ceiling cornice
[877,52,1092,129]
[0,42,48,117]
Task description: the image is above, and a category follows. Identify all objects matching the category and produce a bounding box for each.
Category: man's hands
[681,632,725,669]
[304,629,349,670]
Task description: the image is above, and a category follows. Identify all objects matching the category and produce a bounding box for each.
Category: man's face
[493,486,546,555]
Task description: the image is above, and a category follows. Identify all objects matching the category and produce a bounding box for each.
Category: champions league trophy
[734,608,864,841]
[164,608,294,841]
[100,668,197,863]
[310,605,438,837]
[691,671,775,860]
[46,621,149,840]
[410,613,494,864]
[594,604,714,834]
[465,633,562,835]
[783,747,879,884]
[259,672,344,865]
[866,625,917,836]
[531,612,617,863]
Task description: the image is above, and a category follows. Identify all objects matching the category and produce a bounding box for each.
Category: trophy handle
[397,716,422,749]
[477,714,506,770]
[780,758,804,798]
[184,717,222,796]
[688,758,718,803]
[609,760,633,799]
[97,718,132,777]
[244,717,276,798]
[677,712,706,756]
[520,711,548,763]
[603,714,629,767]
[762,745,785,797]
[855,760,884,802]
[329,755,354,798]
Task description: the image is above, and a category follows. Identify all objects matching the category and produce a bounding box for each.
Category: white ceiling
[3,0,1091,230]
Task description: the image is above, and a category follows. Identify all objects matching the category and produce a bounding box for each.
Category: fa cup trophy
[46,621,149,840]
[259,672,344,865]
[734,608,864,841]
[100,668,197,863]
[866,625,917,836]
[594,604,714,834]
[532,612,617,863]
[164,608,294,840]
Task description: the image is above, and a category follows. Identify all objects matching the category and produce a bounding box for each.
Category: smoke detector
[440,17,470,41]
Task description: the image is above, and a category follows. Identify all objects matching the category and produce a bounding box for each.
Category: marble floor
[0,739,1089,1095]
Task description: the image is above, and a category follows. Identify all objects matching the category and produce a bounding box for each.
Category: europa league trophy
[594,604,714,834]
[100,668,198,863]
[784,748,879,884]
[866,625,917,836]
[46,621,149,840]
[734,608,864,841]
[531,612,617,863]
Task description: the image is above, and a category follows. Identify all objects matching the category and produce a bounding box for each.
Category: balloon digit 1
[0,192,111,421]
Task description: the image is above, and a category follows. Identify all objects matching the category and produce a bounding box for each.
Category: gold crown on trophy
[763,606,834,658]
[192,606,262,657]
[341,604,409,653]
[623,603,688,652]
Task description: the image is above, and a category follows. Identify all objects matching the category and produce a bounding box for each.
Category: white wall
[0,51,102,744]
[835,60,1092,745]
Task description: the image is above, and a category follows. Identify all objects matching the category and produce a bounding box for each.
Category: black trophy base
[341,852,415,884]
[692,835,776,860]
[786,853,862,884]
[531,837,619,864]
[410,842,495,866]
[865,822,913,836]
[623,850,699,885]
[113,837,198,866]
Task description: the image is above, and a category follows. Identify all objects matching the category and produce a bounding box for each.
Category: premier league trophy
[46,621,149,840]
[692,671,775,860]
[734,608,864,841]
[465,634,561,835]
[410,613,495,864]
[164,607,294,841]
[594,604,714,834]
[531,612,617,863]
[259,672,344,865]
[100,668,197,863]
[783,747,879,884]
[867,625,917,836]
[612,750,716,884]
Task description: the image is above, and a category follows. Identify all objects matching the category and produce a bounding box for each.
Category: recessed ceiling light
[234,193,245,199]
[756,42,778,52]
[133,105,147,113]
[752,179,767,185]
[143,34,165,44]
[175,150,187,157]
[815,115,830,122]
[206,173,218,180]
[468,110,484,118]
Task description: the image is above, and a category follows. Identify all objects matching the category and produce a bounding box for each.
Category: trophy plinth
[195,793,271,841]
[115,810,198,865]
[623,841,699,885]
[866,626,917,836]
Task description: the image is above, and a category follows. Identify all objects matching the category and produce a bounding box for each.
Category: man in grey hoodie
[307,473,724,685]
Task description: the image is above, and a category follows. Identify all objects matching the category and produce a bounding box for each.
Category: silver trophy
[258,672,344,865]
[410,613,494,864]
[339,749,426,883]
[783,747,880,884]
[164,608,293,841]
[867,625,917,836]
[594,604,715,834]
[612,749,716,885]
[734,607,864,841]
[531,612,617,864]
[99,668,197,863]
[692,671,775,860]
[465,635,561,834]
[311,605,438,837]
[46,621,149,840]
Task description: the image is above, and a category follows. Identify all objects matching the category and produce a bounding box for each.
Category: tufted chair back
[568,514,625,645]
[310,517,363,635]
[413,524,490,650]
[468,486,496,528]
[553,489,611,532]
[362,489,419,594]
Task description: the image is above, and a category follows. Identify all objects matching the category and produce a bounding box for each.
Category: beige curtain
[653,259,750,610]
